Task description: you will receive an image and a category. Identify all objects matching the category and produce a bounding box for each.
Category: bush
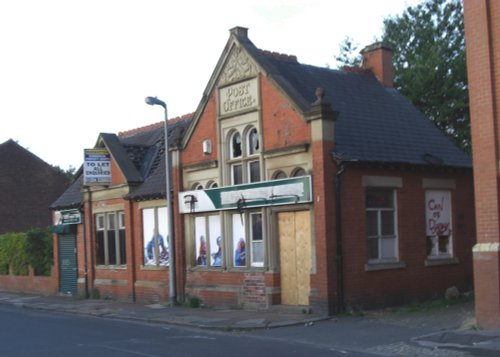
[0,232,29,275]
[0,228,53,276]
[26,228,53,276]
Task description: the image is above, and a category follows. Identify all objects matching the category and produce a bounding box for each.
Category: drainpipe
[334,155,345,314]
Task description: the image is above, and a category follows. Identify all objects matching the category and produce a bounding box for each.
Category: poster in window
[195,217,207,266]
[232,214,246,267]
[142,207,169,267]
[425,190,452,236]
[209,215,222,266]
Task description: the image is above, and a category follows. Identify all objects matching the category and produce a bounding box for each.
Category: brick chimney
[360,42,393,87]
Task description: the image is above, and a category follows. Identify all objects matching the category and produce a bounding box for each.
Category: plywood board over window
[278,211,311,305]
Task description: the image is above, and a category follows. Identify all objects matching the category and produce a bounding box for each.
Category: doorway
[58,234,77,295]
[278,211,311,305]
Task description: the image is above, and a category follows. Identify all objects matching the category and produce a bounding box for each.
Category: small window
[231,132,242,159]
[118,212,125,229]
[247,128,259,155]
[192,183,203,190]
[249,160,260,182]
[272,170,287,180]
[206,181,218,189]
[96,215,105,230]
[232,163,243,185]
[292,168,306,177]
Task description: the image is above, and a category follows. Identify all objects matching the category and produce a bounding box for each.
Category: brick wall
[340,167,475,308]
[464,0,500,329]
[0,267,57,295]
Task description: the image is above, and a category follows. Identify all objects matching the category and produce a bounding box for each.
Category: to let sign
[84,149,111,186]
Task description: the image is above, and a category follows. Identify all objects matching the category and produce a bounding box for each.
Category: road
[0,304,377,357]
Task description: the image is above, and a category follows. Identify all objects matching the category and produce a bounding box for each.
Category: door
[58,234,77,295]
[278,211,311,305]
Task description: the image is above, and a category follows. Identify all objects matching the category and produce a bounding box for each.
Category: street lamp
[145,96,176,306]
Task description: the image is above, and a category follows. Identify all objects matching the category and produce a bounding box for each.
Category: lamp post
[145,96,176,306]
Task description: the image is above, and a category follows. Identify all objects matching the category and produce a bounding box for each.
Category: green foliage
[25,228,53,276]
[382,0,470,152]
[0,228,53,276]
[184,295,201,308]
[0,232,29,276]
[334,36,362,68]
[52,165,76,179]
[398,293,473,313]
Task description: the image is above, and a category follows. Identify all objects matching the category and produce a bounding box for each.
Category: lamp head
[145,96,166,109]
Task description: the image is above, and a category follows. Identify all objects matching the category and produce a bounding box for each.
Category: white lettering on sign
[83,149,112,185]
[219,79,258,115]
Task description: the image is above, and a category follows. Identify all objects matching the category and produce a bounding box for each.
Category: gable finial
[313,87,325,105]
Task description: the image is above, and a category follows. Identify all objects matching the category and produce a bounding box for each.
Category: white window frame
[231,210,265,268]
[366,188,399,264]
[227,126,261,185]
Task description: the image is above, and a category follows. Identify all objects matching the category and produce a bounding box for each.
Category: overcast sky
[0,0,422,170]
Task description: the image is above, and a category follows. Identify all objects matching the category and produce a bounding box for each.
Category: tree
[382,0,470,152]
[334,36,362,68]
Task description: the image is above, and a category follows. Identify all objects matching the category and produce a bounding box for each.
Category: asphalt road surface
[0,305,377,357]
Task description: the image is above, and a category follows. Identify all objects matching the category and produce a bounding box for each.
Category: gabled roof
[0,139,71,230]
[98,133,143,184]
[185,26,471,169]
[50,115,193,210]
[260,56,471,168]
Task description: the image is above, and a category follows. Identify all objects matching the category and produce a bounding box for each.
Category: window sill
[365,261,406,272]
[95,265,127,270]
[425,257,459,267]
[141,265,168,271]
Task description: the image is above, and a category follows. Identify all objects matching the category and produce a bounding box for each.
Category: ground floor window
[95,211,126,266]
[425,190,452,258]
[194,215,222,267]
[232,211,264,268]
[142,207,169,267]
[366,188,398,263]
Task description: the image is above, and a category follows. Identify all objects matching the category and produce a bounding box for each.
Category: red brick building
[51,27,475,314]
[464,0,500,329]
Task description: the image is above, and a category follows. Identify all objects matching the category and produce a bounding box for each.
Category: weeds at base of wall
[397,292,474,314]
[90,288,100,299]
[184,295,201,308]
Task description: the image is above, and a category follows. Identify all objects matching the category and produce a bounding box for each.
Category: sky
[0,0,422,170]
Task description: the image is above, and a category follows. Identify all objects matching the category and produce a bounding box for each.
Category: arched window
[192,183,203,190]
[247,127,260,155]
[230,131,242,159]
[292,168,307,177]
[272,170,287,180]
[227,127,261,185]
[206,181,218,189]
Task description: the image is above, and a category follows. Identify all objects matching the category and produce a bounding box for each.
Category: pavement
[1,291,500,356]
